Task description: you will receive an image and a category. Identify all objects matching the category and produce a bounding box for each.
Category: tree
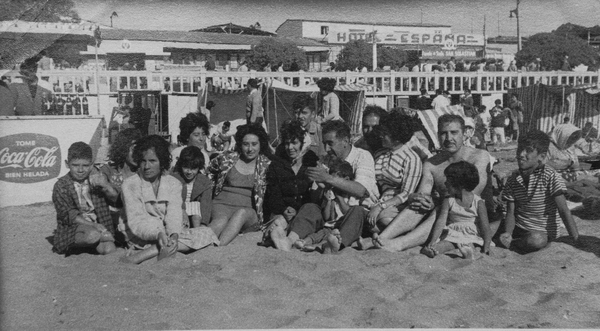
[336,40,409,71]
[0,0,80,22]
[248,38,306,71]
[377,46,408,69]
[335,40,372,71]
[516,32,600,70]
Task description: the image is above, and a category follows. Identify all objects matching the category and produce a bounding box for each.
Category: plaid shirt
[51,173,115,254]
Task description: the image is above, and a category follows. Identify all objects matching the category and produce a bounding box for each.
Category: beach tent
[267,79,371,141]
[508,84,600,134]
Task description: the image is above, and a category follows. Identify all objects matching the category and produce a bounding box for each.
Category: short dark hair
[109,128,142,169]
[317,78,336,92]
[495,99,502,105]
[322,120,351,141]
[363,105,386,120]
[292,94,314,112]
[280,119,306,147]
[175,146,205,176]
[234,123,272,157]
[444,161,479,191]
[247,79,259,88]
[68,142,93,162]
[178,113,209,145]
[380,112,414,144]
[328,158,354,180]
[420,88,427,95]
[518,130,551,155]
[438,114,465,133]
[222,121,231,128]
[435,89,442,95]
[206,101,215,109]
[133,135,172,172]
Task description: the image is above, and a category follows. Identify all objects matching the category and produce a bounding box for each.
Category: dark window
[320,26,329,35]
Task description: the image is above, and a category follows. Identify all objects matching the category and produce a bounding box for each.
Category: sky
[74,0,600,37]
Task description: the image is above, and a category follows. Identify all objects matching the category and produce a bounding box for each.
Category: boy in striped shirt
[500,130,579,253]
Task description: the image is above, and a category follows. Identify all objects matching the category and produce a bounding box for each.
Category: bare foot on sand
[270,226,292,251]
[420,246,437,258]
[458,244,475,260]
[293,239,305,250]
[322,229,342,254]
[371,234,404,252]
[357,236,374,250]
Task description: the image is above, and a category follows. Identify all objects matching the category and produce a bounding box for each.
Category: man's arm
[408,161,435,211]
[471,151,491,196]
[306,167,367,198]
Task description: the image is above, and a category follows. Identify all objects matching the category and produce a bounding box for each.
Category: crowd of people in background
[50,69,585,264]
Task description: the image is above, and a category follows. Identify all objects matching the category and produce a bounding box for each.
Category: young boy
[52,142,117,255]
[294,159,354,254]
[499,130,579,253]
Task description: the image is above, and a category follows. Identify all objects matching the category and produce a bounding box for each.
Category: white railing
[30,69,600,97]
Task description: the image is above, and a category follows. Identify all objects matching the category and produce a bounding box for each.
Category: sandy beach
[1,150,599,330]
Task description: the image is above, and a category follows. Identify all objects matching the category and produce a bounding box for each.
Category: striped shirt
[374,143,423,205]
[184,182,202,217]
[502,165,566,239]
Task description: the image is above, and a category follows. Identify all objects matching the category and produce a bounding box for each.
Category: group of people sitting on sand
[51,94,580,264]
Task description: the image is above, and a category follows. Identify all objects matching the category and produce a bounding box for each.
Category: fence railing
[30,69,600,98]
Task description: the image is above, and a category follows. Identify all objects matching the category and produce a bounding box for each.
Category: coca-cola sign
[0,133,61,183]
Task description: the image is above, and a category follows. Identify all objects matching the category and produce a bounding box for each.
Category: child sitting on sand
[499,130,579,253]
[172,146,213,228]
[421,161,492,259]
[294,159,354,254]
[51,142,117,255]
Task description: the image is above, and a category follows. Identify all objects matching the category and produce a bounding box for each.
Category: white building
[276,19,486,64]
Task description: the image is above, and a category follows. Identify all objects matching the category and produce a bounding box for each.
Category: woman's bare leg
[209,204,232,237]
[218,208,258,246]
[376,212,437,252]
[378,208,433,240]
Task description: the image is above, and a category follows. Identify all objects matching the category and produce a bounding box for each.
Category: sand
[1,151,600,330]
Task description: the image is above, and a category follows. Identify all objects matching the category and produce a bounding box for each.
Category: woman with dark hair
[263,120,320,245]
[316,78,341,123]
[363,112,423,238]
[171,112,210,170]
[207,123,272,246]
[121,135,217,264]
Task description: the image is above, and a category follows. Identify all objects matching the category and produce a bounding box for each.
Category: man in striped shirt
[500,130,579,253]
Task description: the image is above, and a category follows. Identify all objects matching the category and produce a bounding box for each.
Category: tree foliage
[0,0,80,22]
[516,32,600,70]
[336,40,408,71]
[335,40,372,71]
[248,38,306,71]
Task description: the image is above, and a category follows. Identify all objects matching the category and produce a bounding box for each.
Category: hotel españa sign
[0,133,61,183]
[327,26,484,47]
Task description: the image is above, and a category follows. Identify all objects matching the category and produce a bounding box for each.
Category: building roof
[101,28,324,47]
[278,18,451,29]
[190,23,276,36]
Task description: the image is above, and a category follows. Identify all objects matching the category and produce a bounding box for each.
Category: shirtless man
[368,114,496,252]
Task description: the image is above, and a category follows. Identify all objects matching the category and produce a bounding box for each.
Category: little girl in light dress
[421,161,492,259]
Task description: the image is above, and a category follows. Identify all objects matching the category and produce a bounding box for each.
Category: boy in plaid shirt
[52,142,117,255]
